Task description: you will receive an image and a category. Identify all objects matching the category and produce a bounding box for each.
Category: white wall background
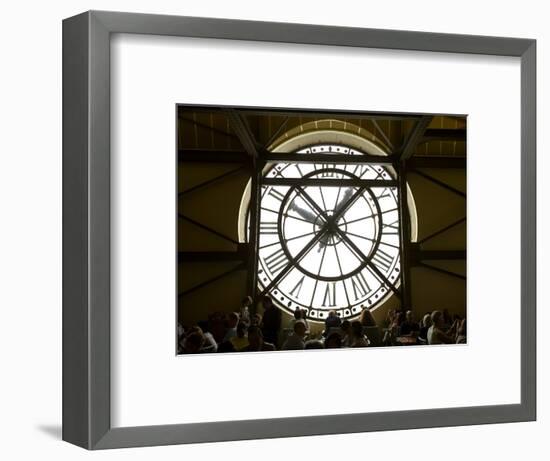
[0,0,546,459]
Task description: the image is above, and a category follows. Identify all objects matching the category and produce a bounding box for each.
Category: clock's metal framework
[177,107,467,321]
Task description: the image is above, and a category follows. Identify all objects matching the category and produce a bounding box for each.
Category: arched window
[240,127,417,321]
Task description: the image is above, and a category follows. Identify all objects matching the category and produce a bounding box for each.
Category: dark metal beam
[262,152,395,164]
[225,109,261,158]
[247,160,264,309]
[417,262,466,281]
[412,247,466,261]
[398,115,433,160]
[236,108,423,121]
[264,116,290,149]
[417,217,466,245]
[178,214,240,245]
[372,119,395,152]
[178,165,246,196]
[178,263,246,297]
[407,156,466,169]
[411,169,466,198]
[178,247,249,263]
[179,105,424,121]
[421,128,466,142]
[178,149,250,164]
[179,116,238,140]
[261,178,397,188]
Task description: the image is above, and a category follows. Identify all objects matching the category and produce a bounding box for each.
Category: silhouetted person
[399,310,419,335]
[261,296,281,347]
[183,330,204,354]
[456,318,467,344]
[194,323,218,353]
[324,310,342,336]
[359,308,377,327]
[282,320,307,350]
[244,325,275,352]
[325,331,342,348]
[350,321,369,347]
[427,310,456,345]
[223,312,240,342]
[341,319,352,347]
[240,296,253,325]
[305,339,324,349]
[230,321,249,351]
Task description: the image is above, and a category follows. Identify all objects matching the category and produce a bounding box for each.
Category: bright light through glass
[251,144,401,321]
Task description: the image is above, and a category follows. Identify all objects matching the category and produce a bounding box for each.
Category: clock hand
[288,202,318,224]
[315,188,355,253]
[288,201,330,253]
[333,187,354,217]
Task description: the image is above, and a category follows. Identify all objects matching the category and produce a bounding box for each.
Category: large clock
[252,144,402,321]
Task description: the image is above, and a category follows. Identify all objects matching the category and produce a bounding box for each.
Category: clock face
[253,144,401,321]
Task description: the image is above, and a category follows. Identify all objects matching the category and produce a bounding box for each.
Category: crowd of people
[178,295,467,354]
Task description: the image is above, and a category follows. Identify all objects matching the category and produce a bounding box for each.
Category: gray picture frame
[62,10,536,450]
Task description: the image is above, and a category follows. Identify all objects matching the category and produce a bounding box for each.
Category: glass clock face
[254,144,401,321]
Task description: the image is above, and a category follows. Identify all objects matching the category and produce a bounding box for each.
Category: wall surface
[0,0,546,459]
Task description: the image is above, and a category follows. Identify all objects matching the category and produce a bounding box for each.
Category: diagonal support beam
[225,109,261,158]
[418,262,466,281]
[178,214,240,245]
[411,169,466,198]
[398,115,433,160]
[178,263,246,297]
[417,216,466,245]
[178,165,246,196]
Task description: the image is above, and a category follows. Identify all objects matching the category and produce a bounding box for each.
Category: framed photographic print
[63,10,536,449]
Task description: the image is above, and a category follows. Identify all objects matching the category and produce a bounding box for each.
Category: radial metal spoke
[333,187,366,222]
[261,206,313,226]
[333,186,343,215]
[333,238,351,308]
[319,186,328,214]
[260,224,330,296]
[345,231,400,250]
[296,186,330,222]
[336,229,400,297]
[259,230,316,250]
[310,240,328,309]
[342,214,377,226]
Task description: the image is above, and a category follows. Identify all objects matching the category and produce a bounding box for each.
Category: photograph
[177,106,467,354]
[0,0,542,456]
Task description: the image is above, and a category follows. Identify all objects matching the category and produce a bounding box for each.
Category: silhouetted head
[293,320,307,338]
[227,312,239,328]
[431,310,444,328]
[325,332,342,348]
[247,325,263,350]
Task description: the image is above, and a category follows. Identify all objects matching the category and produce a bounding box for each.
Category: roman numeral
[322,283,336,307]
[351,272,371,300]
[289,275,305,298]
[264,248,288,274]
[382,219,399,235]
[371,249,393,273]
[352,164,371,178]
[268,188,285,202]
[375,188,391,200]
[260,221,278,234]
[320,164,335,177]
